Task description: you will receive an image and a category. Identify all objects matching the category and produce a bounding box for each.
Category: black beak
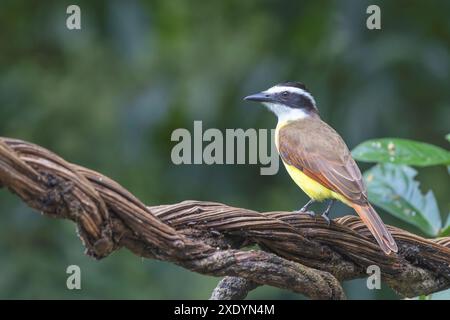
[243,92,273,103]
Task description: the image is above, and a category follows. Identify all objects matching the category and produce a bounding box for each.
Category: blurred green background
[0,0,449,299]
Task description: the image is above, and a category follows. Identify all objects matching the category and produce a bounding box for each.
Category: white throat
[263,102,310,123]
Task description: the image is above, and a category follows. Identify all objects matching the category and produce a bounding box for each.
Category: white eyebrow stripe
[264,85,316,106]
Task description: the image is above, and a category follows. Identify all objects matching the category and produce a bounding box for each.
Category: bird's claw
[294,199,333,224]
[305,210,316,217]
[294,209,315,217]
[321,212,331,226]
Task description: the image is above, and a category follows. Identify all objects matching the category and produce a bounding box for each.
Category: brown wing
[278,117,368,205]
[278,118,398,254]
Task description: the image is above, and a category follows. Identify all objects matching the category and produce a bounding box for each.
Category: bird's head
[244,82,318,121]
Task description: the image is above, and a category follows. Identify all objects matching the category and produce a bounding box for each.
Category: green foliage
[357,135,449,299]
[364,164,441,236]
[352,138,450,167]
[354,134,449,238]
[441,214,450,237]
[447,134,450,175]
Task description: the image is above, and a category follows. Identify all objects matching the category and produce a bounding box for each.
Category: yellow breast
[282,162,333,201]
[275,121,350,205]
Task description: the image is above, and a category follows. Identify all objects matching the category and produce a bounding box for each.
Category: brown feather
[353,204,398,254]
[278,118,367,205]
[278,117,398,254]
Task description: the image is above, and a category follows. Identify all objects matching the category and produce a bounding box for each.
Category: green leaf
[447,134,450,173]
[352,138,450,166]
[364,164,442,236]
[440,214,450,236]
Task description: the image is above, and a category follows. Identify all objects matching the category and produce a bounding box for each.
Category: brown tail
[352,204,398,254]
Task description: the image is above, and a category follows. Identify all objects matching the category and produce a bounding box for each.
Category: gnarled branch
[210,277,259,300]
[0,137,449,299]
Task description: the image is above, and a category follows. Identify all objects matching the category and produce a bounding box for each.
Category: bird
[244,81,398,255]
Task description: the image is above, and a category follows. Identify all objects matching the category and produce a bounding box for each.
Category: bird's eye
[282,91,289,97]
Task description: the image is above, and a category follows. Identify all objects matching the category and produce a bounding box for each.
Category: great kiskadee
[244,82,398,255]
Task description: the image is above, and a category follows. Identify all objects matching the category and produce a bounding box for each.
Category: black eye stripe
[270,82,318,113]
[274,91,316,111]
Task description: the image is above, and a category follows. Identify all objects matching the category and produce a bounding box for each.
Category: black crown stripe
[277,81,310,93]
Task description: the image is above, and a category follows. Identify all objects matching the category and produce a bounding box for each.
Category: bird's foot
[295,199,315,216]
[294,209,316,217]
[320,200,335,226]
[320,212,331,226]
